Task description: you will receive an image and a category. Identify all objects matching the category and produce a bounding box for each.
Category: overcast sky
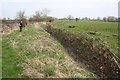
[0,0,120,19]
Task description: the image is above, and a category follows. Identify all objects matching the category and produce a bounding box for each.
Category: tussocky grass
[52,20,119,57]
[2,24,97,78]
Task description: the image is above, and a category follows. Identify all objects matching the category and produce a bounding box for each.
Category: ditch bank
[45,23,120,78]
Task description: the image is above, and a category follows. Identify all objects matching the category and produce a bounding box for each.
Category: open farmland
[1,0,120,79]
[2,23,97,78]
[2,21,120,78]
[52,20,119,57]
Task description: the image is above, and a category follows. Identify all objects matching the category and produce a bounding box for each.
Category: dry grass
[2,23,96,78]
[22,23,96,78]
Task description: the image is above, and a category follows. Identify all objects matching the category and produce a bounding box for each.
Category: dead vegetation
[21,23,97,78]
[1,23,19,36]
[45,24,120,78]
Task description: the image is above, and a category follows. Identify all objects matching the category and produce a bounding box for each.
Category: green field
[2,20,119,78]
[0,36,2,79]
[2,24,96,78]
[52,20,119,57]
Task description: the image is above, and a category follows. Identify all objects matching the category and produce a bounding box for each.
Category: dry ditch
[21,23,97,78]
[45,23,120,78]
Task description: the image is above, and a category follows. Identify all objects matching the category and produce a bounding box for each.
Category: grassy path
[2,23,96,78]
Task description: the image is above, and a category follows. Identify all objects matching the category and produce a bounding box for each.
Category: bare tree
[42,8,50,16]
[32,10,46,22]
[3,17,6,20]
[103,17,107,22]
[107,16,117,22]
[29,9,51,22]
[7,17,10,20]
[2,17,7,23]
[97,17,100,21]
[75,18,79,21]
[32,10,43,22]
[42,8,51,22]
[16,10,27,27]
[35,10,45,18]
[17,10,26,20]
[67,15,73,21]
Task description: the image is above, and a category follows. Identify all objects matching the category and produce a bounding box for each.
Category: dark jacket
[19,22,23,28]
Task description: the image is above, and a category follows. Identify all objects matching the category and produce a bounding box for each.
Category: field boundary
[45,23,120,78]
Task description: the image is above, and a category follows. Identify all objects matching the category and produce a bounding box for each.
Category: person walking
[19,21,23,32]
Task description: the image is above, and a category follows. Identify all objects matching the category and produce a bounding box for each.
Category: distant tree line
[2,8,54,25]
[59,15,119,22]
[2,12,119,24]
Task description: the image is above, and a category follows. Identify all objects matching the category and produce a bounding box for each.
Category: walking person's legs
[20,27,22,32]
